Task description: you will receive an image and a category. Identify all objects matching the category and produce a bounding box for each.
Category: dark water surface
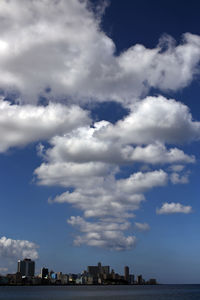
[0,285,200,300]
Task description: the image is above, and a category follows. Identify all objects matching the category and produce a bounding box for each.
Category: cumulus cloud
[73,232,136,251]
[170,172,190,184]
[127,144,195,164]
[117,170,168,194]
[0,0,198,251]
[40,169,167,248]
[33,96,199,250]
[0,99,89,152]
[168,165,185,172]
[51,183,145,219]
[134,222,150,231]
[41,169,167,218]
[0,0,200,105]
[118,33,200,96]
[37,119,195,166]
[67,216,135,251]
[35,161,113,188]
[98,96,200,144]
[68,216,131,232]
[156,203,192,214]
[0,236,39,259]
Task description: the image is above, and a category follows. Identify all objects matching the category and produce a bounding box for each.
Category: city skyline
[1,259,156,286]
[0,0,200,284]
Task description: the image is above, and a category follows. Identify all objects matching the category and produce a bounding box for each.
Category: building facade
[40,267,48,279]
[124,266,129,282]
[17,259,35,277]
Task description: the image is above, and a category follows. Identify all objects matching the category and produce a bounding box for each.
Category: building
[57,272,63,280]
[87,265,98,277]
[137,274,144,285]
[50,273,57,280]
[87,262,110,277]
[101,265,110,275]
[124,266,129,282]
[6,272,22,285]
[129,274,135,284]
[147,278,157,285]
[87,262,110,284]
[0,276,9,285]
[40,267,48,279]
[17,259,35,277]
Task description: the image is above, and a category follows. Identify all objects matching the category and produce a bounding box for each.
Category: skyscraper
[40,267,48,279]
[124,266,129,282]
[17,259,35,277]
[137,274,143,285]
[87,262,110,277]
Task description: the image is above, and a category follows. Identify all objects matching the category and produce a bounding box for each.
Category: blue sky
[0,0,200,284]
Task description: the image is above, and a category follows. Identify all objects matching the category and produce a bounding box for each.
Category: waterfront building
[147,278,157,285]
[17,259,35,277]
[129,274,135,284]
[124,266,129,282]
[61,274,69,285]
[6,272,22,284]
[137,274,144,285]
[87,262,110,277]
[87,265,98,277]
[40,267,48,279]
[0,276,9,285]
[87,262,110,284]
[68,273,78,284]
[51,273,57,280]
[57,272,62,280]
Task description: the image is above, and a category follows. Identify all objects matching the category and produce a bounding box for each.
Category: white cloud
[156,203,192,214]
[34,161,113,188]
[170,172,189,184]
[52,185,144,219]
[126,143,195,164]
[42,121,121,164]
[68,216,131,232]
[0,99,89,152]
[134,222,150,231]
[117,170,168,194]
[68,216,136,251]
[32,96,198,250]
[33,94,198,250]
[0,1,200,105]
[37,115,195,166]
[98,96,200,144]
[73,232,136,251]
[44,170,167,220]
[44,169,167,249]
[0,0,198,251]
[119,33,200,96]
[0,236,39,259]
[168,165,185,172]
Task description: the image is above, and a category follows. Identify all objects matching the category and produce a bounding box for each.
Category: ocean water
[0,285,200,300]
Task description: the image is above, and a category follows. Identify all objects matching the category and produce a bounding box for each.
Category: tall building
[87,265,99,277]
[40,267,48,278]
[137,274,143,285]
[87,262,110,284]
[17,259,35,277]
[129,274,135,284]
[101,265,110,275]
[124,266,129,282]
[87,262,110,277]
